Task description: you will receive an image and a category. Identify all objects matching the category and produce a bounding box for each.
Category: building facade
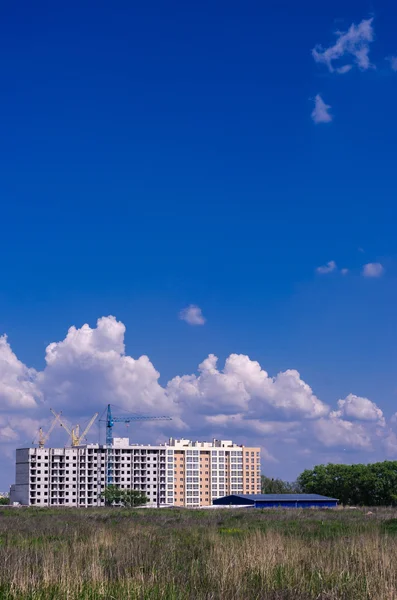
[10,438,261,507]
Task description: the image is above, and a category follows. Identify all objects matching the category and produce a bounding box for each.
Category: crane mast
[103,404,172,484]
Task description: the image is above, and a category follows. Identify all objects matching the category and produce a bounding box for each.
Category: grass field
[0,506,396,599]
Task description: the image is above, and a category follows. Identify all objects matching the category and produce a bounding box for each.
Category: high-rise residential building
[10,437,261,507]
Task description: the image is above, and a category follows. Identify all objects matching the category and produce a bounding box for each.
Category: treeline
[261,475,300,494]
[297,462,397,506]
[262,461,397,506]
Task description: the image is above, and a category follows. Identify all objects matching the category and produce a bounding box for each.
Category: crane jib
[104,404,172,447]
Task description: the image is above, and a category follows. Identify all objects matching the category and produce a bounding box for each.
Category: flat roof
[218,494,338,501]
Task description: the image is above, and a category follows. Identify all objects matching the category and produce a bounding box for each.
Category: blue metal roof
[223,494,338,502]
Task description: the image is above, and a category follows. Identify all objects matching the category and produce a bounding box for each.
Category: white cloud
[312,18,374,73]
[168,353,329,420]
[316,260,337,274]
[0,335,40,411]
[0,315,395,484]
[384,432,397,456]
[336,65,353,74]
[312,416,372,450]
[205,413,299,436]
[311,95,333,124]
[341,268,349,275]
[387,56,397,71]
[362,262,384,277]
[179,305,206,326]
[38,316,176,417]
[331,394,385,426]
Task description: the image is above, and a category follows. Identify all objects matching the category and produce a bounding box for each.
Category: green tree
[297,461,397,506]
[261,475,300,494]
[0,496,9,506]
[101,485,148,507]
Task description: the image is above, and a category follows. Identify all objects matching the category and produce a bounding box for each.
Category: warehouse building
[10,438,261,508]
[213,493,338,508]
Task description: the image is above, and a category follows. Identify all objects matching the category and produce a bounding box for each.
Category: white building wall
[10,438,260,507]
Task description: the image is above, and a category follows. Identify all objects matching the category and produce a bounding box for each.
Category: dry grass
[0,506,396,599]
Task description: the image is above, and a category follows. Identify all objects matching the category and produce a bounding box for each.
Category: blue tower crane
[102,404,172,485]
[104,404,172,446]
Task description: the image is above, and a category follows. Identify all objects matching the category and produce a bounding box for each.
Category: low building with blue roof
[213,493,338,508]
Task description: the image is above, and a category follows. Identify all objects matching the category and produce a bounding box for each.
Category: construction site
[9,405,262,508]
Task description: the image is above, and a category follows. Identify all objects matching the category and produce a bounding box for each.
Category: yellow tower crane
[33,410,62,448]
[50,408,98,446]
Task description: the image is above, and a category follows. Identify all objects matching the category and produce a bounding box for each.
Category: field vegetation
[0,506,396,599]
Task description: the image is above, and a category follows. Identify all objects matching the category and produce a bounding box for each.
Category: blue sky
[1,0,397,487]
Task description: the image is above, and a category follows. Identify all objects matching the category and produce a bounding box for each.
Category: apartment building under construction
[10,438,261,507]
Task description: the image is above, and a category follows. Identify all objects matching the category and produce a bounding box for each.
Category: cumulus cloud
[312,18,374,73]
[0,336,40,411]
[0,315,395,484]
[179,305,206,326]
[331,394,385,426]
[311,95,333,124]
[316,260,337,274]
[312,416,372,450]
[384,432,397,456]
[168,353,329,420]
[38,316,175,416]
[362,262,384,277]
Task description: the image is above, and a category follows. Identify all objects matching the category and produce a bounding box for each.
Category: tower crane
[103,404,172,446]
[73,412,99,446]
[102,404,172,485]
[50,409,98,447]
[33,410,62,448]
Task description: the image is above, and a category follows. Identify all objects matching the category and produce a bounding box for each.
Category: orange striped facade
[170,440,261,507]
